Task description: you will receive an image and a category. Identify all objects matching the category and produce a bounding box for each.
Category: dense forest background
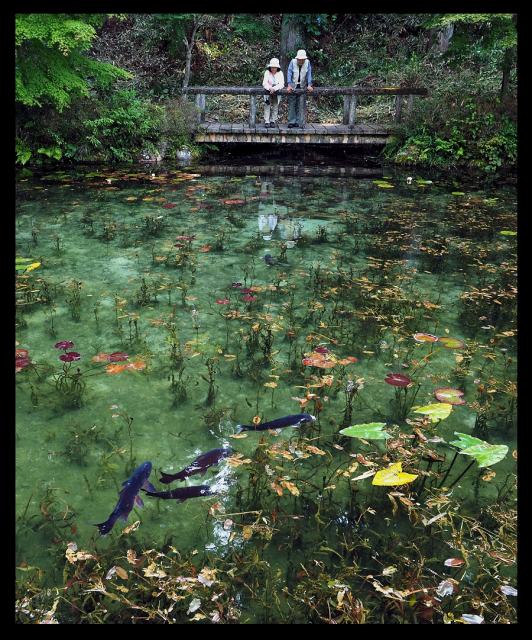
[15,13,517,175]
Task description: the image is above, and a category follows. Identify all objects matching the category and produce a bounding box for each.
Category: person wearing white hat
[262,58,285,128]
[286,49,313,128]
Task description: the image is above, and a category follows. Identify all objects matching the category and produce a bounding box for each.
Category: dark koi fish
[143,485,215,502]
[94,461,155,536]
[159,447,233,484]
[236,413,316,433]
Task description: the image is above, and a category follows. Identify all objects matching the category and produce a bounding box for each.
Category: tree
[423,13,517,100]
[280,14,305,73]
[15,14,131,111]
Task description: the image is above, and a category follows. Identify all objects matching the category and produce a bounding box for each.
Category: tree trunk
[437,23,454,53]
[500,46,515,102]
[280,15,304,74]
[182,20,200,95]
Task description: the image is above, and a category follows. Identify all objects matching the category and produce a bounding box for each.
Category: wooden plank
[249,95,257,127]
[343,96,350,125]
[180,86,428,96]
[394,95,403,123]
[348,96,357,126]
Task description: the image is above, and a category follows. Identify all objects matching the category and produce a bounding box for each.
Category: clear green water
[16,164,517,622]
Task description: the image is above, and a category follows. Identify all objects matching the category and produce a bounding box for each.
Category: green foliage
[16,14,131,111]
[82,89,164,162]
[231,15,274,42]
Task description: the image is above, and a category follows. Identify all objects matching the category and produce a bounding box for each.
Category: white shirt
[263,70,285,92]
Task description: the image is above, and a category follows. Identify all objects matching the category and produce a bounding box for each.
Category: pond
[15,162,517,623]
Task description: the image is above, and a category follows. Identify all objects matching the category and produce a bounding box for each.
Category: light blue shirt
[287,59,312,88]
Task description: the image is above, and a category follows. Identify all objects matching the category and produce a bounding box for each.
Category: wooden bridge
[181,86,427,145]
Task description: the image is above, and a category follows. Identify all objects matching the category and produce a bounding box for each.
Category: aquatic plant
[65,280,83,321]
[202,357,219,406]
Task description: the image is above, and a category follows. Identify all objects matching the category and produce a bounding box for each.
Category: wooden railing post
[249,95,257,127]
[298,92,307,127]
[348,95,357,126]
[406,94,414,119]
[394,95,404,123]
[343,96,350,125]
[195,94,206,124]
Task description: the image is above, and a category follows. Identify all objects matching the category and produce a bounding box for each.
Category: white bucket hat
[296,49,307,59]
[267,58,280,69]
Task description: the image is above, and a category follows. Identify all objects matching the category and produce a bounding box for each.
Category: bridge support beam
[249,95,257,127]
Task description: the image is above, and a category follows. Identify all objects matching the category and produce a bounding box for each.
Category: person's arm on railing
[307,62,313,92]
[273,71,284,92]
[286,60,294,93]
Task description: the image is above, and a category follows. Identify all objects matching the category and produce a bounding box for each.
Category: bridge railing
[178,86,428,127]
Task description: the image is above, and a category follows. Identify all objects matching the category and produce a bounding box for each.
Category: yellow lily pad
[372,462,418,486]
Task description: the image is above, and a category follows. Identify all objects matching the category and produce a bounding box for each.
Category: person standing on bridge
[286,49,313,128]
[262,58,285,128]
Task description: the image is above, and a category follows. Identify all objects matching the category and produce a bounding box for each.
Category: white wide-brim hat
[267,58,280,69]
[296,49,307,59]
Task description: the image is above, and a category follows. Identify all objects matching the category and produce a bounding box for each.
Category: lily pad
[437,336,465,349]
[372,462,418,486]
[339,422,391,440]
[450,432,508,468]
[412,403,453,422]
[434,388,465,405]
[499,230,517,236]
[451,191,465,196]
[449,432,485,449]
[384,373,412,388]
[413,332,439,343]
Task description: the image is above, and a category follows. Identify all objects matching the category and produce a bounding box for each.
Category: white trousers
[264,94,281,123]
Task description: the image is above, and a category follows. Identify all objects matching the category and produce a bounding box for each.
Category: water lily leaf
[372,462,418,486]
[413,332,439,343]
[434,388,465,405]
[444,558,465,567]
[451,191,465,196]
[384,373,412,387]
[499,230,517,236]
[339,422,391,440]
[449,432,484,449]
[412,403,452,422]
[500,585,517,596]
[437,336,465,349]
[459,442,509,468]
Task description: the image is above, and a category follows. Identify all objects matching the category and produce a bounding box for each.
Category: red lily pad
[385,373,412,388]
[16,348,29,360]
[438,336,466,349]
[223,199,246,205]
[109,352,129,362]
[216,299,230,305]
[336,356,358,365]
[434,388,465,405]
[413,333,439,343]
[162,203,176,209]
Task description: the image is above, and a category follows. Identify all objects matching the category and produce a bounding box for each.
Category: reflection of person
[286,49,313,128]
[262,58,285,128]
[258,178,288,240]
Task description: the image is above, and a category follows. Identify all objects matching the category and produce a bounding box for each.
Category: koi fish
[237,413,316,433]
[159,447,233,484]
[143,485,215,502]
[94,461,155,535]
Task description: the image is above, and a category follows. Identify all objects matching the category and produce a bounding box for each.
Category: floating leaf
[436,580,455,597]
[412,403,452,422]
[444,558,465,567]
[372,462,418,486]
[437,336,465,349]
[122,520,140,535]
[449,432,484,450]
[500,585,517,596]
[459,442,509,468]
[385,373,412,388]
[413,332,439,343]
[187,598,202,614]
[143,563,167,578]
[434,388,465,405]
[339,422,391,440]
[499,230,517,236]
[461,614,484,624]
[106,363,128,374]
[451,191,465,196]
